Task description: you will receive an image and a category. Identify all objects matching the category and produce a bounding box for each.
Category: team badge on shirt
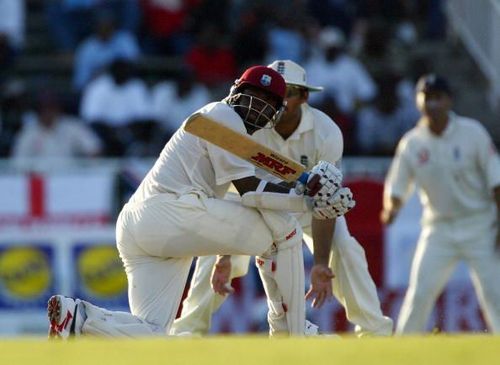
[417,148,429,165]
[300,155,309,168]
[277,61,286,75]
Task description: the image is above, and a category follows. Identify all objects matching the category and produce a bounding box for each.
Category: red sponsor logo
[285,229,296,240]
[256,258,265,267]
[250,152,297,176]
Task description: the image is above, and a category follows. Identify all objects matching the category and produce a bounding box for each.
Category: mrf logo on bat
[251,152,297,177]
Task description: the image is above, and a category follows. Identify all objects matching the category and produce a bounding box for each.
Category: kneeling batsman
[241,160,355,220]
[212,161,355,333]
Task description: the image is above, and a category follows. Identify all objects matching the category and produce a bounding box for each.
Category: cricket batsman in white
[172,60,392,337]
[381,74,500,333]
[47,65,355,338]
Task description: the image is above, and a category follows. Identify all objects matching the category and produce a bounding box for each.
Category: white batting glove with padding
[308,161,343,200]
[311,187,356,219]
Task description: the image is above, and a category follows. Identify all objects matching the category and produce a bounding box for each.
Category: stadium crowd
[0,0,447,162]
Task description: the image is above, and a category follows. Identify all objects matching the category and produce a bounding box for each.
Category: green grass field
[2,335,499,365]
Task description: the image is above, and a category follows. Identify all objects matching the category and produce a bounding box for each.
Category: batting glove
[311,187,356,219]
[309,161,343,200]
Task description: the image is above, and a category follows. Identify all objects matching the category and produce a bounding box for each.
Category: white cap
[268,60,323,92]
[318,27,345,49]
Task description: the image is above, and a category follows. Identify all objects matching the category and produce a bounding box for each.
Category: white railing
[446,0,500,110]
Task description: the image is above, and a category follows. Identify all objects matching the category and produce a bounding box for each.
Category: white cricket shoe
[47,295,84,339]
[304,320,319,336]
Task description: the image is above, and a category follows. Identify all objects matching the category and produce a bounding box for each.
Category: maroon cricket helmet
[234,65,286,103]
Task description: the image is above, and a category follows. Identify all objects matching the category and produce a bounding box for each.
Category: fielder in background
[172,60,392,337]
[47,65,354,339]
[381,74,500,334]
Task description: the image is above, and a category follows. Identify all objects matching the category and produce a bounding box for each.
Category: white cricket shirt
[130,102,255,203]
[385,112,500,223]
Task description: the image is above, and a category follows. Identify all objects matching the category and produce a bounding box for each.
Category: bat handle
[297,172,309,185]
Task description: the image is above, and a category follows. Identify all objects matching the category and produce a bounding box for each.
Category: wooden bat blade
[184,113,307,182]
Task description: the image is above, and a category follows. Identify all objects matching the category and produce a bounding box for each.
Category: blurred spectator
[151,68,210,137]
[11,90,102,171]
[231,7,268,70]
[46,0,140,52]
[139,0,193,56]
[306,27,376,115]
[306,0,355,36]
[420,0,446,39]
[0,34,15,88]
[0,79,30,157]
[0,0,25,50]
[73,10,141,90]
[185,23,237,93]
[357,20,410,81]
[80,59,158,156]
[187,0,234,37]
[265,12,308,64]
[356,72,419,155]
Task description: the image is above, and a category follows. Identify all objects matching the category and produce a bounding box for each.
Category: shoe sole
[48,295,77,339]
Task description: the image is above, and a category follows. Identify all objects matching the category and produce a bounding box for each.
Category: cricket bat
[184,113,309,183]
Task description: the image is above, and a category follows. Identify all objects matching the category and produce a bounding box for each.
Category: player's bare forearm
[311,217,336,266]
[212,255,234,295]
[380,196,403,225]
[232,176,290,195]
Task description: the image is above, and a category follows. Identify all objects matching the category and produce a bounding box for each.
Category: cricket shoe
[47,295,85,339]
[304,320,319,336]
[304,320,341,338]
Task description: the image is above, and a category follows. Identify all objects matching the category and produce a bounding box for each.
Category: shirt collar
[418,111,456,138]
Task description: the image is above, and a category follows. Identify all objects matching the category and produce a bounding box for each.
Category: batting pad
[256,235,305,336]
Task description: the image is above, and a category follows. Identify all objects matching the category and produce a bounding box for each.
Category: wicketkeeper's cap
[235,65,286,102]
[268,60,323,92]
[415,73,452,95]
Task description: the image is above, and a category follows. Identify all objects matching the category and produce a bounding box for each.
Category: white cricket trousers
[78,192,304,337]
[397,210,500,334]
[172,215,393,336]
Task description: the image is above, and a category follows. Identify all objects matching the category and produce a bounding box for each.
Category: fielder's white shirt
[130,102,255,203]
[253,104,343,170]
[253,103,343,225]
[385,112,500,223]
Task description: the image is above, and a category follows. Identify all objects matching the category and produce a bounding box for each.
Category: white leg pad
[80,300,164,337]
[256,232,305,336]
